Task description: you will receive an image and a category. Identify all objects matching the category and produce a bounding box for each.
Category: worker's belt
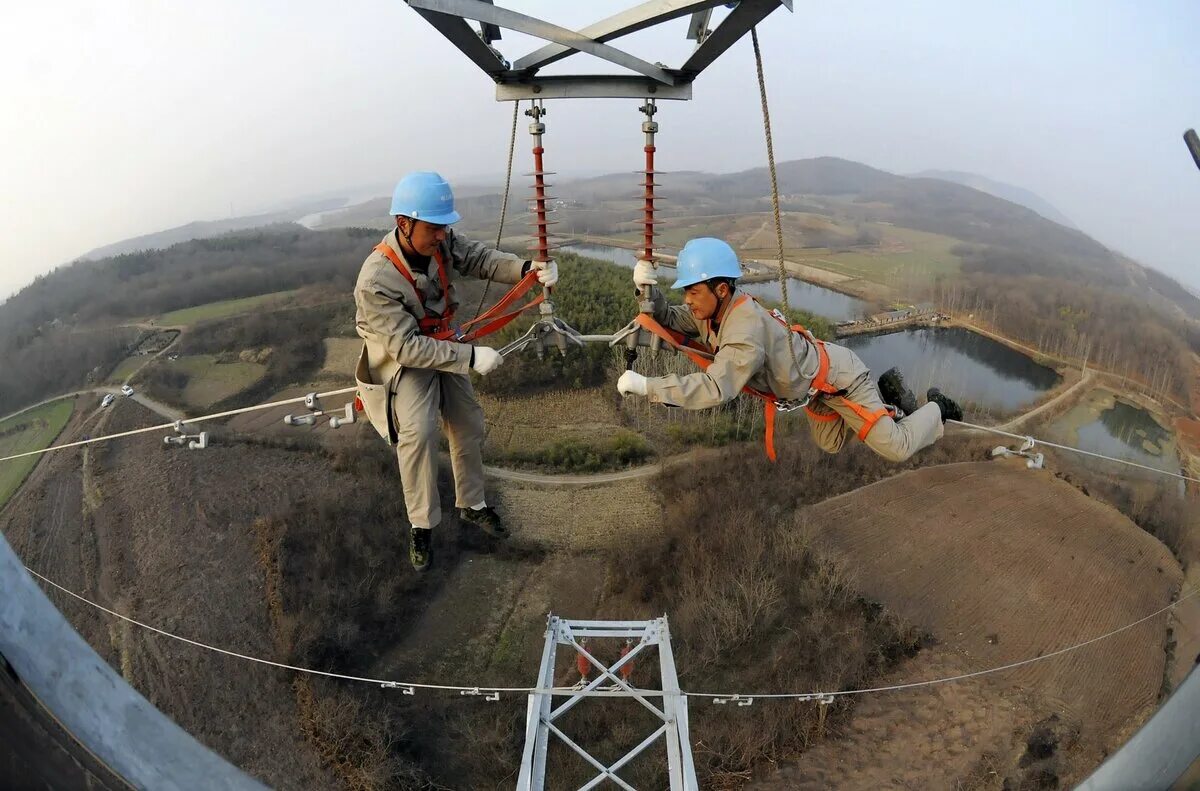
[633,296,895,461]
[375,242,544,343]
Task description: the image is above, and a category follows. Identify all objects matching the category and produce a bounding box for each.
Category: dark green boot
[409,526,431,572]
[460,506,509,539]
[878,367,918,416]
[926,388,963,423]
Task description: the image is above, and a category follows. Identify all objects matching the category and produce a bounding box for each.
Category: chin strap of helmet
[396,217,416,252]
[706,280,732,331]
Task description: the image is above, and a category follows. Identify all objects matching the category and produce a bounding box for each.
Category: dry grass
[480,387,655,470]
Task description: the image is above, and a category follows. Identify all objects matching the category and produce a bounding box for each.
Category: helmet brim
[415,209,461,225]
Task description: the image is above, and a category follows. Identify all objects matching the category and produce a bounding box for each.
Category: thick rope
[751,26,806,378]
[472,99,521,322]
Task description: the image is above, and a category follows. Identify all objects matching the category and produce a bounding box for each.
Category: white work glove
[632,259,658,288]
[617,370,648,397]
[472,346,504,376]
[531,258,559,287]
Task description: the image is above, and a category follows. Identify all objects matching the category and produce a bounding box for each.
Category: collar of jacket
[380,229,440,278]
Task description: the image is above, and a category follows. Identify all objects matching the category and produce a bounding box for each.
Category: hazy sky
[2,1,1198,301]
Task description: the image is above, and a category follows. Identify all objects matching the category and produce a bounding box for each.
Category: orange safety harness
[373,242,544,343]
[633,295,894,461]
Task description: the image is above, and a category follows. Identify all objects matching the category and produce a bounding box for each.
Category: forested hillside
[0,227,376,414]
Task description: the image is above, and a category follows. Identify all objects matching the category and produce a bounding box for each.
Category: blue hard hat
[671,237,743,288]
[389,171,461,224]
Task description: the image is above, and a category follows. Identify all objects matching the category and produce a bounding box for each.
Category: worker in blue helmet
[617,238,962,462]
[354,171,559,571]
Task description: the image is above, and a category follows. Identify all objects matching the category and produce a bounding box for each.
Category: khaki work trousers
[805,378,944,462]
[391,368,487,528]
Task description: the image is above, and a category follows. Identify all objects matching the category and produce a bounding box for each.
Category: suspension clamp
[713,694,754,707]
[991,435,1044,469]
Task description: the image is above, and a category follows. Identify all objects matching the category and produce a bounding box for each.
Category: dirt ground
[1,399,338,789]
[2,394,1188,789]
[751,461,1183,790]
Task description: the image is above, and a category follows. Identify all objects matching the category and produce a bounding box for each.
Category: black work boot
[877,367,918,416]
[926,388,963,423]
[409,526,431,572]
[460,506,509,539]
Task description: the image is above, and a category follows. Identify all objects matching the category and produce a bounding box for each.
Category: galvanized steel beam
[408,0,676,84]
[514,0,730,72]
[0,532,265,790]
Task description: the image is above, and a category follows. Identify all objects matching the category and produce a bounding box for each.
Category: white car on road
[101,394,115,408]
[120,385,135,397]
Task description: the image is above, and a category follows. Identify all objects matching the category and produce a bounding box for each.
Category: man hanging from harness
[353,171,557,571]
[615,237,963,463]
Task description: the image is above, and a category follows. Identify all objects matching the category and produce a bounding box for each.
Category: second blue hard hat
[672,237,743,289]
[390,171,461,224]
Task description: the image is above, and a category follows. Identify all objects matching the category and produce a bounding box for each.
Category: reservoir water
[1047,391,1179,477]
[842,327,1060,414]
[740,278,871,322]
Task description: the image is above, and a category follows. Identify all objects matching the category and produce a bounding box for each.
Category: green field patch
[106,355,146,383]
[156,290,300,326]
[169,355,268,408]
[0,398,75,510]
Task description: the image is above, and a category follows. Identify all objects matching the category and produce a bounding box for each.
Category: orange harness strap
[456,270,544,343]
[769,312,895,442]
[804,404,840,422]
[375,243,544,342]
[634,299,784,460]
[633,297,896,460]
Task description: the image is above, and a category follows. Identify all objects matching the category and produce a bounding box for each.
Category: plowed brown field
[752,460,1182,789]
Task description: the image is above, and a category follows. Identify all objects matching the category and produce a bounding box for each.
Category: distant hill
[78,208,330,261]
[71,156,1198,321]
[913,169,1077,229]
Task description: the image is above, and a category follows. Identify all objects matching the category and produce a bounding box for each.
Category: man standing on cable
[354,171,557,571]
[616,237,962,462]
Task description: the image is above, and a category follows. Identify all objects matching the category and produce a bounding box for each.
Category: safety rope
[0,387,357,465]
[472,99,521,322]
[21,565,1197,702]
[751,27,808,381]
[949,418,1200,484]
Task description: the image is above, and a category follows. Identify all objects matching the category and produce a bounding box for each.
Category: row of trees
[936,274,1192,403]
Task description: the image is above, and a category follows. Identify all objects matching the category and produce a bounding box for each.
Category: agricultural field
[155,290,301,326]
[169,355,268,408]
[813,225,962,281]
[610,211,962,292]
[0,398,75,510]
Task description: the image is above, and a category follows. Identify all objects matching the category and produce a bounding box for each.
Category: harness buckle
[773,396,811,414]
